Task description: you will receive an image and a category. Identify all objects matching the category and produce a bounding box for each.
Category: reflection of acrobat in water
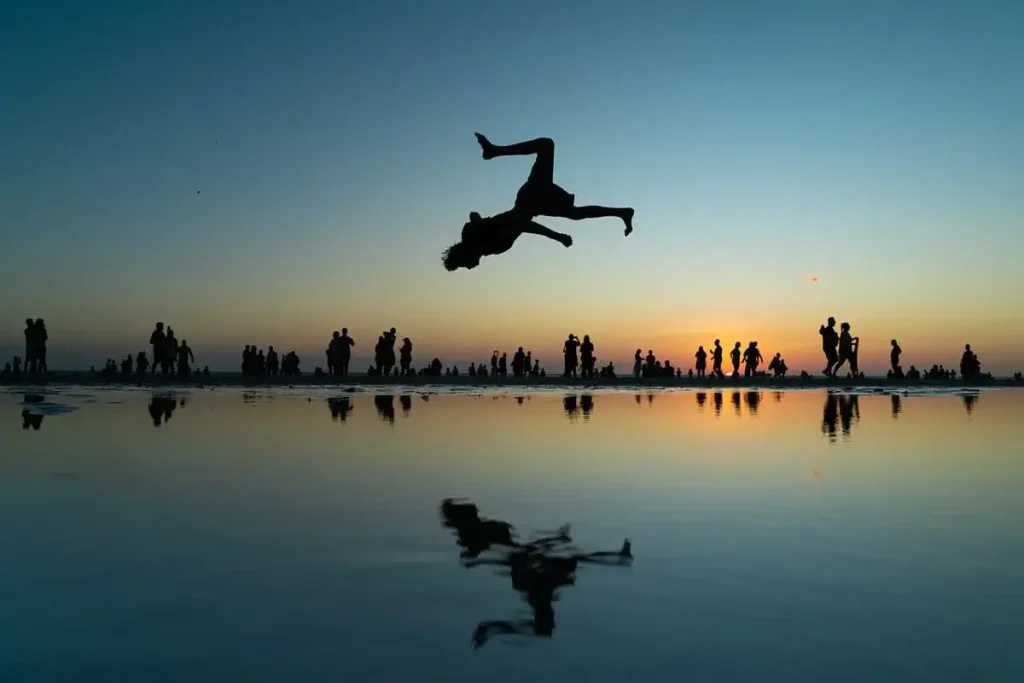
[439,498,632,649]
[442,134,634,271]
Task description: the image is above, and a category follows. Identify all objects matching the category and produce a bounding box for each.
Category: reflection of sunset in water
[2,387,1022,681]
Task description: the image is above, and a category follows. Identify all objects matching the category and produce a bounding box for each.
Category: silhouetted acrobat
[442,134,635,270]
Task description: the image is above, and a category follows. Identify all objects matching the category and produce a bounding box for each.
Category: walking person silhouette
[443,134,635,271]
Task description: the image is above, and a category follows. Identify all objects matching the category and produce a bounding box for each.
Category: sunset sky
[2,1,1023,374]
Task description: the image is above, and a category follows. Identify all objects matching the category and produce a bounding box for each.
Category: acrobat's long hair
[441,241,475,271]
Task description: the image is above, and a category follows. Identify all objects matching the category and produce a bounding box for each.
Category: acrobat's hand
[559,234,573,248]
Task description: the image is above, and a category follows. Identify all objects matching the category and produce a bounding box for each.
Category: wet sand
[1,371,1016,390]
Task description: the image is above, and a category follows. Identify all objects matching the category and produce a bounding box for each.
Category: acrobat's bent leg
[476,134,555,184]
[475,134,552,161]
[555,205,635,236]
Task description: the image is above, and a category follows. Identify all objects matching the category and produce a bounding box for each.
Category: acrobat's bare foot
[558,234,573,248]
[475,133,497,160]
[622,208,635,236]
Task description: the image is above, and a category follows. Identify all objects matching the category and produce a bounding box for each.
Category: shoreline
[1,371,1018,391]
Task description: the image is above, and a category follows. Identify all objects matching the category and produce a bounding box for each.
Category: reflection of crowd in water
[329,393,424,423]
[327,396,354,422]
[12,388,986,434]
[562,393,595,420]
[148,395,185,427]
[14,390,187,432]
[439,498,632,649]
[821,393,861,442]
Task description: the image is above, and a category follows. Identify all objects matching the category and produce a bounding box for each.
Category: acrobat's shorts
[514,181,575,217]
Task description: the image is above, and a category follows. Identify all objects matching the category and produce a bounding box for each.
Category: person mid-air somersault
[442,134,635,271]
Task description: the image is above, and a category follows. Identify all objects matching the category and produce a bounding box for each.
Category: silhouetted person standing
[730,342,741,377]
[960,344,980,379]
[163,327,178,376]
[710,340,724,378]
[820,317,839,377]
[400,337,413,375]
[327,331,342,375]
[563,334,580,378]
[266,346,279,376]
[695,346,707,379]
[150,323,165,376]
[580,335,595,379]
[177,340,195,378]
[373,336,385,374]
[338,328,354,377]
[136,351,149,378]
[633,349,643,379]
[512,347,526,377]
[742,342,762,378]
[24,319,36,374]
[443,135,634,270]
[383,328,397,376]
[890,339,902,374]
[833,323,858,377]
[32,319,48,374]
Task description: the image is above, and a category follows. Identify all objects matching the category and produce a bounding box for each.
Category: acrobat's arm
[522,221,572,247]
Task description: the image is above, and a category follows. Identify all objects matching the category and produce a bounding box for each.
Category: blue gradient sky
[2,0,1023,373]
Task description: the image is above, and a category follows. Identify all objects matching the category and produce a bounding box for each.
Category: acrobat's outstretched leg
[555,205,635,236]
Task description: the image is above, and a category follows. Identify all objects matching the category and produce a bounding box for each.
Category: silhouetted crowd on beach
[455,348,544,379]
[628,340,789,381]
[241,345,301,377]
[88,322,208,380]
[1,314,1015,383]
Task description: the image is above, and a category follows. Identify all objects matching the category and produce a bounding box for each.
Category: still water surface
[2,388,1023,682]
